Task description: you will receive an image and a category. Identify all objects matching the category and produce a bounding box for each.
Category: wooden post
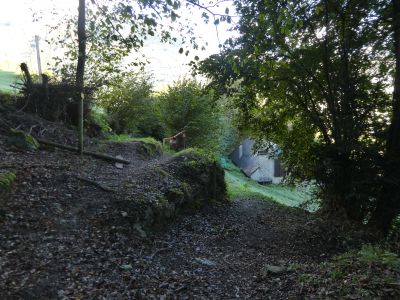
[42,74,49,117]
[212,161,217,201]
[78,92,84,154]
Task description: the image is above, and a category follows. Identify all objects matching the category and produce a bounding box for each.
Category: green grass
[222,158,316,209]
[107,134,152,143]
[107,134,161,147]
[107,134,175,155]
[0,70,20,93]
[296,245,400,298]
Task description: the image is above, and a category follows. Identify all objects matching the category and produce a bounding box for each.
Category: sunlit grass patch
[0,70,20,93]
[222,158,315,208]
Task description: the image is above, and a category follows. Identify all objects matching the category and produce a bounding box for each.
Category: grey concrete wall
[230,138,284,184]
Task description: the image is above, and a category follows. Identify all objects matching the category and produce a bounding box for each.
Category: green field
[222,158,318,210]
[0,70,19,93]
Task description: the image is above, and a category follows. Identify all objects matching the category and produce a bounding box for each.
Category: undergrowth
[295,245,400,299]
[0,172,16,192]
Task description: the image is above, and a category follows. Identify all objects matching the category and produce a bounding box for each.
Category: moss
[109,147,227,233]
[6,130,39,151]
[107,134,133,142]
[165,187,186,203]
[0,172,16,193]
[136,141,162,158]
[173,147,207,160]
[130,137,161,145]
[153,167,169,178]
[0,172,16,216]
[107,135,158,145]
[170,151,227,206]
[107,135,163,157]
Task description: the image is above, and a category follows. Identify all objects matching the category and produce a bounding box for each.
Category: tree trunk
[370,0,400,235]
[76,0,86,154]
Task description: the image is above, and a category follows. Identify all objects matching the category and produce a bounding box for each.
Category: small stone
[261,264,286,276]
[115,155,124,169]
[194,258,216,267]
[133,223,147,238]
[120,264,132,270]
[115,162,124,169]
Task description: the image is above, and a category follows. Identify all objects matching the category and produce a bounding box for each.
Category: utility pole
[34,35,43,83]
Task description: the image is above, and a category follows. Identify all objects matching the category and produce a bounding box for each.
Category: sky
[0,0,235,90]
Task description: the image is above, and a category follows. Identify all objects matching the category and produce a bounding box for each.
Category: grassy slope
[0,70,19,93]
[107,135,314,208]
[223,158,314,208]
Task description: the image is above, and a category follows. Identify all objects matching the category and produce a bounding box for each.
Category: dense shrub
[98,75,164,140]
[159,79,220,150]
[18,64,94,125]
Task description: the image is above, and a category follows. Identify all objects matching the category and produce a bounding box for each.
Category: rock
[260,264,286,276]
[120,264,133,270]
[108,148,228,233]
[135,139,162,158]
[115,155,124,169]
[133,223,147,238]
[195,258,217,267]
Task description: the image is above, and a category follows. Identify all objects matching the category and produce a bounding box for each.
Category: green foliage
[199,0,393,226]
[47,0,224,87]
[173,147,207,159]
[0,91,18,112]
[297,246,400,298]
[17,65,94,124]
[6,130,39,151]
[159,79,220,151]
[88,106,112,133]
[135,138,163,157]
[0,172,16,193]
[48,1,171,85]
[107,134,137,142]
[98,74,164,139]
[108,135,162,157]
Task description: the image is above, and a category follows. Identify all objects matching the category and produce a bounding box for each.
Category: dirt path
[0,136,352,299]
[0,188,346,299]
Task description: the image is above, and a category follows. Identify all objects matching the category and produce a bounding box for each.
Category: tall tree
[76,0,86,154]
[370,0,400,235]
[49,0,230,153]
[199,0,394,230]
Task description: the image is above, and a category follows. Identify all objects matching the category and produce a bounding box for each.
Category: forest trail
[0,122,355,299]
[0,175,348,299]
[0,188,347,299]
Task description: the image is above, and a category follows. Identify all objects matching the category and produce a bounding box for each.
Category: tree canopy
[198,0,400,234]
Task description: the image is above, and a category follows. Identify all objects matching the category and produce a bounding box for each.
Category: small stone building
[230,139,285,184]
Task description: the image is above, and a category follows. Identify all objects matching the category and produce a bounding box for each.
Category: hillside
[0,70,19,93]
[223,159,316,209]
[0,110,398,299]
